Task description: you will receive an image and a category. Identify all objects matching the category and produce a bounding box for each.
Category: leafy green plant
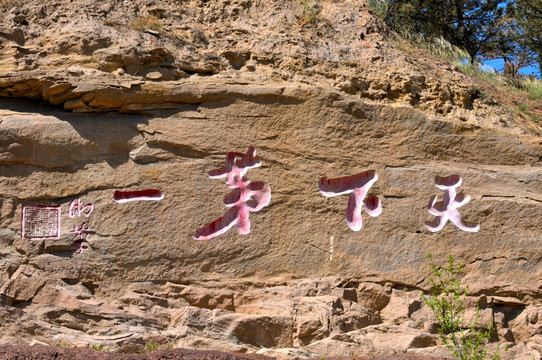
[422,254,500,360]
[137,342,158,354]
[91,344,104,351]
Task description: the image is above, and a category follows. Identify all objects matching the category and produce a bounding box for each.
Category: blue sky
[480,1,541,78]
[483,58,541,78]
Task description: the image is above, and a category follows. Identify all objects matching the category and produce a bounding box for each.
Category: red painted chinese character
[425,175,480,233]
[70,222,89,242]
[74,242,90,255]
[68,198,94,218]
[70,222,91,254]
[194,147,271,240]
[114,189,163,203]
[319,170,382,231]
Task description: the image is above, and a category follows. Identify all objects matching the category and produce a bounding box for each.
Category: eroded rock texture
[0,0,541,359]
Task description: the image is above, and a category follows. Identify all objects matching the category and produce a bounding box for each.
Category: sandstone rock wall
[0,0,541,358]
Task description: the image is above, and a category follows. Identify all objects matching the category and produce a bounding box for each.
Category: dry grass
[524,78,542,101]
[132,15,164,33]
[299,0,320,25]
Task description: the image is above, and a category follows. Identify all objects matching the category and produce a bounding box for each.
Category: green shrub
[422,254,500,360]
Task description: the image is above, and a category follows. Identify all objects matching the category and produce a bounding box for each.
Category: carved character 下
[318,170,382,231]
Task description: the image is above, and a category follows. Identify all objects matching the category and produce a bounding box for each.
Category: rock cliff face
[0,0,541,358]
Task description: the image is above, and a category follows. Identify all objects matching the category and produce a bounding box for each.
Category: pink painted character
[318,170,382,231]
[194,147,271,240]
[68,198,93,218]
[425,175,480,233]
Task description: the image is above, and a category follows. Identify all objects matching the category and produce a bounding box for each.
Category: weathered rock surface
[0,0,541,359]
[0,345,274,360]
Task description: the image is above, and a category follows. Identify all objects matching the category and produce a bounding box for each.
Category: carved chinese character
[70,222,89,242]
[114,189,163,203]
[425,175,480,233]
[21,205,61,239]
[68,198,94,218]
[74,242,90,255]
[318,170,382,231]
[194,147,271,240]
[70,222,91,254]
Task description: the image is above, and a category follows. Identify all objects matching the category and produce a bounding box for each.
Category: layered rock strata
[0,0,541,359]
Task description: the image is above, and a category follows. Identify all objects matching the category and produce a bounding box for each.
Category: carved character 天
[425,175,480,233]
[194,147,271,240]
[318,170,382,231]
